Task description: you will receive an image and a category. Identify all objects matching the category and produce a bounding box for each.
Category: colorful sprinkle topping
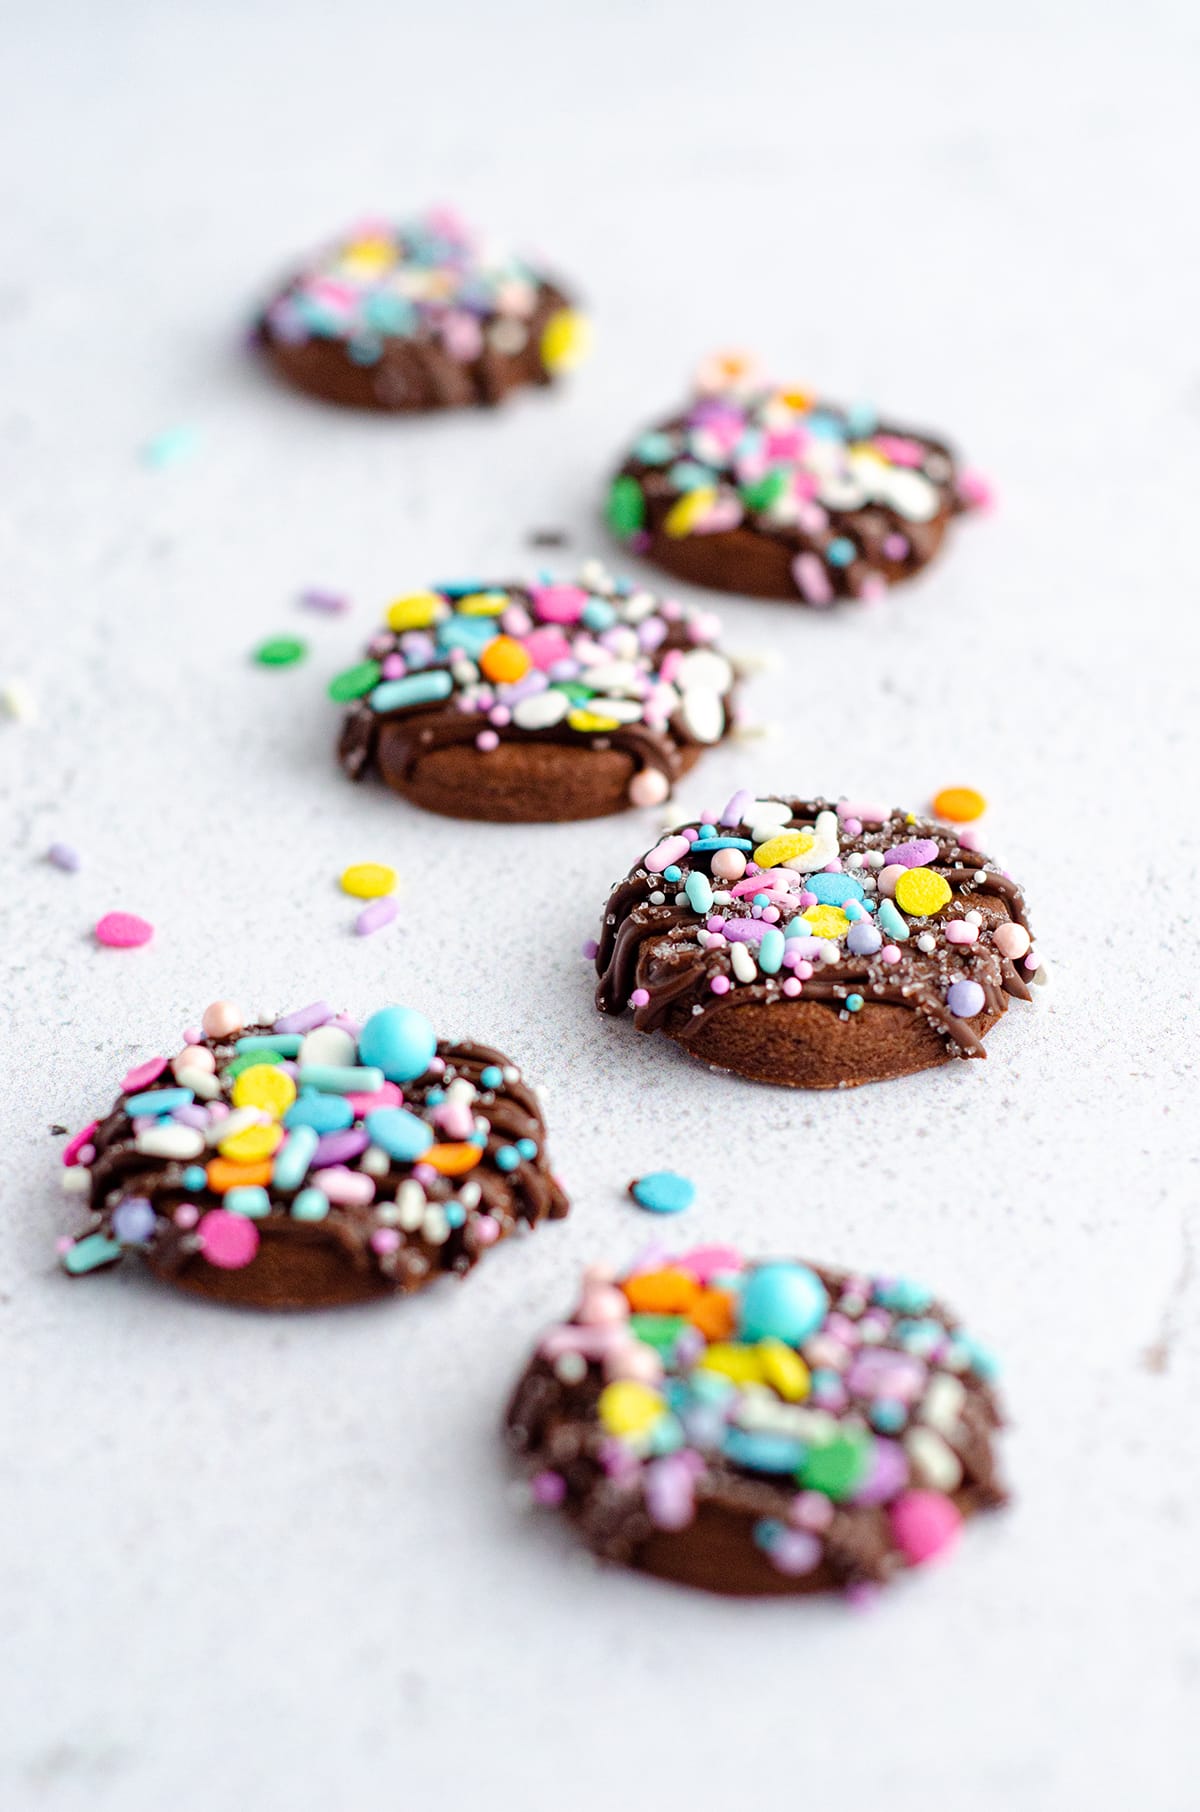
[508,1248,1006,1592]
[609,356,984,604]
[58,1002,566,1291]
[253,635,308,667]
[595,794,1038,1059]
[258,206,587,379]
[336,562,736,806]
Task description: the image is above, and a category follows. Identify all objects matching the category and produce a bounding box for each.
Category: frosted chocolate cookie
[506,1246,1007,1597]
[58,1001,567,1309]
[607,354,988,604]
[592,792,1038,1087]
[254,207,589,412]
[334,566,737,822]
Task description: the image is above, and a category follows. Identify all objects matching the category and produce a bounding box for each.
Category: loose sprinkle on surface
[254,636,307,667]
[630,1171,696,1215]
[95,912,154,949]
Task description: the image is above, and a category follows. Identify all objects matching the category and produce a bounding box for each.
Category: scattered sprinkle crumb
[2,680,36,722]
[931,786,987,823]
[528,529,569,548]
[141,425,201,469]
[299,587,351,614]
[95,911,154,949]
[253,636,307,667]
[47,841,81,872]
[629,1171,696,1215]
[355,897,398,937]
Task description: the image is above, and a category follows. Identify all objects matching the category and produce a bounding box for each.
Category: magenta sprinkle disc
[95,912,154,948]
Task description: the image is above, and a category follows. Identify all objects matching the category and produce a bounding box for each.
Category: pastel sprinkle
[340,861,396,899]
[47,842,81,872]
[95,912,154,949]
[630,1172,696,1216]
[933,786,987,823]
[356,897,399,937]
[254,636,307,667]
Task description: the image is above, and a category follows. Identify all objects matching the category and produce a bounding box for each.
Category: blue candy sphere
[358,1006,437,1082]
[738,1263,828,1345]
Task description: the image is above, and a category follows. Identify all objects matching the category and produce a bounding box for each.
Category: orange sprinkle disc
[479,635,532,685]
[425,1142,482,1176]
[689,1287,738,1341]
[206,1157,274,1194]
[622,1269,700,1315]
[932,786,986,823]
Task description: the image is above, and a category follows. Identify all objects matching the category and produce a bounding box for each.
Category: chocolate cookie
[58,1001,567,1309]
[606,354,987,604]
[334,565,738,822]
[254,206,589,412]
[593,792,1038,1087]
[506,1246,1007,1597]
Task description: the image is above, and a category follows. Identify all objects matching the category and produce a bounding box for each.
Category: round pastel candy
[358,1006,437,1082]
[365,1106,435,1162]
[630,1171,695,1215]
[738,1262,828,1346]
[889,1489,962,1565]
[806,872,865,907]
[112,1197,157,1244]
[894,867,952,917]
[196,1209,260,1270]
[947,979,986,1018]
[993,921,1031,960]
[846,920,883,956]
[201,1000,245,1039]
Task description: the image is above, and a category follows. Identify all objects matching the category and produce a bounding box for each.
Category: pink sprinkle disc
[95,911,154,949]
[63,1121,99,1167]
[174,1203,200,1229]
[474,1214,500,1247]
[197,1209,259,1269]
[121,1056,168,1093]
[370,1227,401,1255]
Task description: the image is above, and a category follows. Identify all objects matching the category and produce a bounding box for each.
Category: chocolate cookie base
[145,1221,396,1312]
[668,994,1008,1090]
[378,729,703,824]
[256,285,566,414]
[636,511,951,603]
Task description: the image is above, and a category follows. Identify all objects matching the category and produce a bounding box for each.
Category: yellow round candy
[663,487,717,539]
[754,831,815,867]
[802,904,850,940]
[231,1064,297,1119]
[341,237,395,275]
[218,1121,283,1163]
[895,867,953,917]
[933,785,987,823]
[568,707,621,733]
[757,1339,811,1403]
[540,308,592,374]
[341,862,397,900]
[597,1380,665,1439]
[696,1342,764,1386]
[385,592,445,633]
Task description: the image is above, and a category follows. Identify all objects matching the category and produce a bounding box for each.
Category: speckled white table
[2,3,1197,1807]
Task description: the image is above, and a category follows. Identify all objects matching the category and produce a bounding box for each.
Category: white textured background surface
[1,3,1197,1807]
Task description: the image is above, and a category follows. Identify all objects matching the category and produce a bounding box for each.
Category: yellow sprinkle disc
[567,707,621,733]
[456,591,510,618]
[479,635,532,684]
[218,1121,283,1164]
[696,1342,764,1386]
[758,1339,811,1402]
[895,867,953,917]
[540,307,592,374]
[385,592,445,633]
[933,785,987,823]
[597,1380,665,1439]
[754,831,815,867]
[663,487,718,539]
[341,862,396,899]
[802,904,850,940]
[231,1064,297,1119]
